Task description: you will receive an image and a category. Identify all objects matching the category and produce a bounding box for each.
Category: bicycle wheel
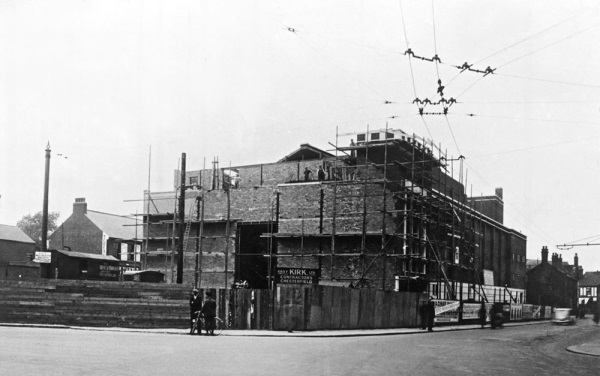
[214,317,225,336]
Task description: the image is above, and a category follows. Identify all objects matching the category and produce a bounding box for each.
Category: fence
[230,286,422,331]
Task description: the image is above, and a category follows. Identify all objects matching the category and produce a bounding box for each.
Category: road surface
[1,319,599,375]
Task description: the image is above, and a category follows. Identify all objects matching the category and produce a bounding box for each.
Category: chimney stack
[73,198,87,215]
[541,246,548,264]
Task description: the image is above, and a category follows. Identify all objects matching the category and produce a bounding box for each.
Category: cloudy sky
[1,0,600,271]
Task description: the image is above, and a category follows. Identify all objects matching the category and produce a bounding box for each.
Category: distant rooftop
[0,224,35,244]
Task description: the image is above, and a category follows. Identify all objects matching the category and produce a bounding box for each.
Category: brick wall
[49,214,102,254]
[0,239,36,265]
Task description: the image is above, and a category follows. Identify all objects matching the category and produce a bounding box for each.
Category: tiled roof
[85,211,138,240]
[579,271,600,287]
[0,224,35,244]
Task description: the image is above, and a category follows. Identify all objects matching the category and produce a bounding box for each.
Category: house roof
[0,224,35,244]
[57,249,120,262]
[277,143,335,163]
[579,271,600,287]
[85,211,138,240]
[527,261,576,281]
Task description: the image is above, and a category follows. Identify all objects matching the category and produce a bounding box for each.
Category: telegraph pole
[41,142,51,252]
[176,153,186,284]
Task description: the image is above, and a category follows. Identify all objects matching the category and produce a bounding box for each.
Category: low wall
[0,279,193,328]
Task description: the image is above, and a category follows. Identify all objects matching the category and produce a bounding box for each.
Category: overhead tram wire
[462,160,559,245]
[468,134,600,160]
[399,0,435,141]
[399,0,419,101]
[429,13,596,107]
[459,113,600,126]
[472,12,582,66]
[431,0,441,80]
[492,73,600,89]
[283,26,393,104]
[496,20,600,70]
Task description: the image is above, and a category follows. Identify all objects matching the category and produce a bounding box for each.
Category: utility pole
[176,153,186,284]
[194,195,201,288]
[41,142,51,253]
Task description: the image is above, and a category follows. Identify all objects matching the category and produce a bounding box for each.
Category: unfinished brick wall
[277,182,395,234]
[276,237,401,290]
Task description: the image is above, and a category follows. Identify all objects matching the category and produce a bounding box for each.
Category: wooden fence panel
[374,291,384,328]
[331,287,343,329]
[322,286,334,329]
[308,285,323,330]
[340,288,351,329]
[349,289,361,329]
[389,292,401,327]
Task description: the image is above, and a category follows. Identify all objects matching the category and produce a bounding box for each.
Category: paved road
[1,320,599,376]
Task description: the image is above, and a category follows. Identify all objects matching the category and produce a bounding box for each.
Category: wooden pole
[176,153,186,284]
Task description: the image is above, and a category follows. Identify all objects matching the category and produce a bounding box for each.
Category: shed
[49,249,121,281]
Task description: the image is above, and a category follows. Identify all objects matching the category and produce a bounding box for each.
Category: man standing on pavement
[479,302,487,329]
[419,301,428,330]
[201,291,217,336]
[189,288,203,335]
[427,298,435,332]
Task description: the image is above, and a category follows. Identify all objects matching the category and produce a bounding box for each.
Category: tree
[16,211,60,249]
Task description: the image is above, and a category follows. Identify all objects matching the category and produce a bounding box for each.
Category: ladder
[182,203,196,252]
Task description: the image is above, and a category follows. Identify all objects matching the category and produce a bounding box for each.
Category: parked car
[551,308,576,325]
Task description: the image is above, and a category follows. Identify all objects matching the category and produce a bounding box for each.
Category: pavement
[2,320,599,356]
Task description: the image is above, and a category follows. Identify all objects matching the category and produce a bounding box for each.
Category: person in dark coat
[419,301,428,330]
[189,288,203,335]
[427,299,435,332]
[478,302,487,329]
[201,291,217,335]
[303,167,312,181]
[317,166,326,181]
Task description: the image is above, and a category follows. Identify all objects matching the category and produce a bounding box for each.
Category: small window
[189,176,199,186]
[357,134,366,142]
[386,132,394,139]
[370,132,380,140]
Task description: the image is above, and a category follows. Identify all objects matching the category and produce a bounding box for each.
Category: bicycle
[191,311,225,336]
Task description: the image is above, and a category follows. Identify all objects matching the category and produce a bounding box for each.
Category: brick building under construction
[141,128,526,302]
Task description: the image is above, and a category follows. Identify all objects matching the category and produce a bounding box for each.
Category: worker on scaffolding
[350,139,356,158]
[317,166,325,181]
[303,167,313,181]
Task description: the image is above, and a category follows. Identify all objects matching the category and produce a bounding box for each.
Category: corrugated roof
[57,249,120,261]
[85,211,138,240]
[579,271,600,287]
[0,224,35,244]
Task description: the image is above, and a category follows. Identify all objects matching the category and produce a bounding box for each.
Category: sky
[1,0,600,272]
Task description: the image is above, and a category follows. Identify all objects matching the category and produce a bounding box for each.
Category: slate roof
[0,224,35,244]
[85,210,138,240]
[277,143,335,163]
[579,271,600,287]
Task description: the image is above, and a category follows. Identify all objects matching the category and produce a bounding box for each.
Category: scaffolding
[262,126,490,299]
